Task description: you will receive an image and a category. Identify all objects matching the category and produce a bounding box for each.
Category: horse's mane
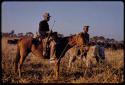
[62,34,76,41]
[65,34,76,38]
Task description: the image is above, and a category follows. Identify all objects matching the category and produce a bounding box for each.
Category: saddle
[42,32,58,58]
[33,31,58,58]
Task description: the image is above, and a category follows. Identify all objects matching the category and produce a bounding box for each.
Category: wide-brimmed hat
[43,12,51,18]
[84,25,90,28]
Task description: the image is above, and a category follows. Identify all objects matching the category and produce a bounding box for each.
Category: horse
[13,34,56,78]
[66,41,106,71]
[66,45,90,69]
[53,32,87,75]
[12,32,85,79]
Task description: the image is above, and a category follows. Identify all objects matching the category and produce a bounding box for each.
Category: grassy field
[2,37,124,83]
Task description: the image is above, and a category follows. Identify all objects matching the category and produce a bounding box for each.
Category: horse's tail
[14,44,20,73]
[7,39,19,44]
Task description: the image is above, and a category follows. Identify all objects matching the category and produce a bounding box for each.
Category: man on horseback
[83,25,90,45]
[68,25,90,65]
[39,12,51,37]
[38,12,57,64]
[77,25,90,59]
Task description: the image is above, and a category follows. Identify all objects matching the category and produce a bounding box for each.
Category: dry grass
[2,37,124,83]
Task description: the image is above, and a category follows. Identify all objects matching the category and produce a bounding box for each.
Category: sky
[2,1,124,41]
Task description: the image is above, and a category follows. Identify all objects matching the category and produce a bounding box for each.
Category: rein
[57,43,69,63]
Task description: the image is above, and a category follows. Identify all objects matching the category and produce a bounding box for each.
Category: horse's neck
[68,35,76,47]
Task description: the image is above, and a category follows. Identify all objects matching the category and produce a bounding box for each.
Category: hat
[84,25,90,28]
[43,12,51,18]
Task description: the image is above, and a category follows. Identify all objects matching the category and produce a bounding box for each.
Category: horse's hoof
[19,72,22,78]
[54,76,59,80]
[19,75,21,78]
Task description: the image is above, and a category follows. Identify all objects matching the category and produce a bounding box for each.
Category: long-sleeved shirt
[83,32,89,45]
[39,20,49,35]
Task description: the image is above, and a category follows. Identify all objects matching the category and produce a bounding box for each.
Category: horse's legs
[18,49,28,78]
[95,56,99,63]
[14,46,20,73]
[55,59,60,79]
[68,56,73,69]
[50,40,56,60]
[82,54,89,77]
[68,55,76,71]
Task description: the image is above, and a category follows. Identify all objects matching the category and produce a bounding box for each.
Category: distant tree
[110,38,115,42]
[92,36,98,41]
[120,40,124,44]
[9,30,15,37]
[17,33,24,38]
[11,30,14,34]
[2,33,9,37]
[70,34,73,36]
[26,32,34,37]
[99,36,105,40]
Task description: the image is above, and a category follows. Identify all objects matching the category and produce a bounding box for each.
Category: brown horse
[53,32,86,77]
[13,32,86,78]
[13,35,55,77]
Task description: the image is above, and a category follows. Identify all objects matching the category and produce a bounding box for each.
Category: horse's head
[76,33,86,46]
[68,33,86,47]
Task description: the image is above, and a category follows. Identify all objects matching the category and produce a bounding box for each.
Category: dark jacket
[83,32,89,45]
[39,20,50,34]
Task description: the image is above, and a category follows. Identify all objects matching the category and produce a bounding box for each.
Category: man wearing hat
[78,25,90,60]
[38,12,58,64]
[83,25,90,45]
[39,12,51,37]
[38,12,51,57]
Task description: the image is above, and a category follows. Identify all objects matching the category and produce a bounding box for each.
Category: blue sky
[2,1,124,41]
